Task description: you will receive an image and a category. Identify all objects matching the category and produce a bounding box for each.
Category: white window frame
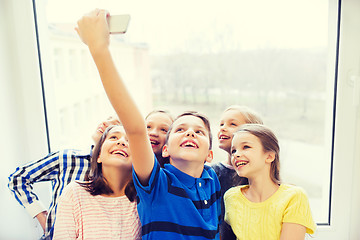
[1,0,359,239]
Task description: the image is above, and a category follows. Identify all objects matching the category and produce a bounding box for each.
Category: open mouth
[180,140,198,148]
[111,149,129,157]
[150,139,160,146]
[219,135,230,140]
[234,160,248,168]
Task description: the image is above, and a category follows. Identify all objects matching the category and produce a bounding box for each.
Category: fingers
[86,8,101,17]
[104,118,121,128]
[76,8,111,51]
[76,8,109,30]
[96,118,121,134]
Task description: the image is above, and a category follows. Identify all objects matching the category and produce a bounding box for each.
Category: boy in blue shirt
[76,9,221,240]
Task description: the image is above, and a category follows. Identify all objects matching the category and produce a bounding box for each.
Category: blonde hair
[224,105,263,124]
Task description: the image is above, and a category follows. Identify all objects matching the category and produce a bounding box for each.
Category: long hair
[81,125,136,202]
[235,124,280,184]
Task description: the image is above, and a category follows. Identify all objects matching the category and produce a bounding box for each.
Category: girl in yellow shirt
[224,124,316,240]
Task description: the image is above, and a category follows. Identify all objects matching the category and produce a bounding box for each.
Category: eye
[231,149,236,154]
[161,128,168,133]
[220,123,224,127]
[175,128,183,132]
[196,130,205,135]
[243,145,250,149]
[231,123,238,126]
[146,125,151,129]
[109,135,118,140]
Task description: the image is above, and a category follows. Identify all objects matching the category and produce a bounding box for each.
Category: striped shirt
[53,181,141,240]
[133,157,221,240]
[8,148,91,239]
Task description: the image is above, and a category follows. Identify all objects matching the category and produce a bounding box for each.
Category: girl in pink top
[54,125,141,239]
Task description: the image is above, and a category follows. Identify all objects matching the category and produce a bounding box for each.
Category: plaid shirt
[8,148,91,239]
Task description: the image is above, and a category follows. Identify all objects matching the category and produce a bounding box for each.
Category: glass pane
[39,0,334,223]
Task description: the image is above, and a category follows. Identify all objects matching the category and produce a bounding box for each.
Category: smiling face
[146,111,173,156]
[218,109,248,153]
[97,125,132,172]
[163,115,213,165]
[231,131,274,180]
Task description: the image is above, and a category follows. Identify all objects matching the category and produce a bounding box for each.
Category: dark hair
[235,124,280,184]
[165,111,212,149]
[81,125,136,202]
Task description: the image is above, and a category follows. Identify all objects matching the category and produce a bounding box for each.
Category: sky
[43,0,329,54]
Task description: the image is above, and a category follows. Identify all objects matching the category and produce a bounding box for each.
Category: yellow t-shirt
[224,184,316,240]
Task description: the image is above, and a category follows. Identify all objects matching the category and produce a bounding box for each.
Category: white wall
[0,1,50,239]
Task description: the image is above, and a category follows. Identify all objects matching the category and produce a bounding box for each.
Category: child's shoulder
[64,180,90,194]
[204,164,219,179]
[279,184,309,199]
[224,185,246,199]
[209,162,225,171]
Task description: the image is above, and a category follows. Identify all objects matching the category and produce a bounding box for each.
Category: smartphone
[108,14,130,34]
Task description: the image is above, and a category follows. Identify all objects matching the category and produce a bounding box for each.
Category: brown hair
[235,124,280,184]
[81,125,136,202]
[166,111,212,149]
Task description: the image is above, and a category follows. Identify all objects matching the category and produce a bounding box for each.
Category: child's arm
[280,222,306,240]
[8,153,61,230]
[76,9,154,184]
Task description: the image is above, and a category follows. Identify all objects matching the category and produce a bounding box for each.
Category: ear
[205,150,214,163]
[97,154,102,163]
[162,144,170,158]
[265,151,275,163]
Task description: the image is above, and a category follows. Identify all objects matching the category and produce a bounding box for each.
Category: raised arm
[76,9,154,184]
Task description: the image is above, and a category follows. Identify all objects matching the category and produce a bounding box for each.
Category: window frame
[2,0,358,238]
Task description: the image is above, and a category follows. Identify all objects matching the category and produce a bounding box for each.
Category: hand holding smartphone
[108,14,130,34]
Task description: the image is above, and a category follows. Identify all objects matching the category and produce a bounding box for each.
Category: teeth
[112,150,127,157]
[182,141,197,148]
[236,161,248,167]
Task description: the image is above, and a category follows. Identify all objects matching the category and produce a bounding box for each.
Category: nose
[220,124,227,131]
[186,129,195,137]
[232,149,240,158]
[117,137,128,147]
[148,128,158,136]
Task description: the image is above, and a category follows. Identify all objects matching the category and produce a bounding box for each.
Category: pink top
[53,181,141,240]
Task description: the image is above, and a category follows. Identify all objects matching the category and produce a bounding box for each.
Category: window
[38,0,334,224]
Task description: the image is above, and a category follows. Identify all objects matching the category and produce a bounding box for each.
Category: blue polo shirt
[133,157,221,240]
